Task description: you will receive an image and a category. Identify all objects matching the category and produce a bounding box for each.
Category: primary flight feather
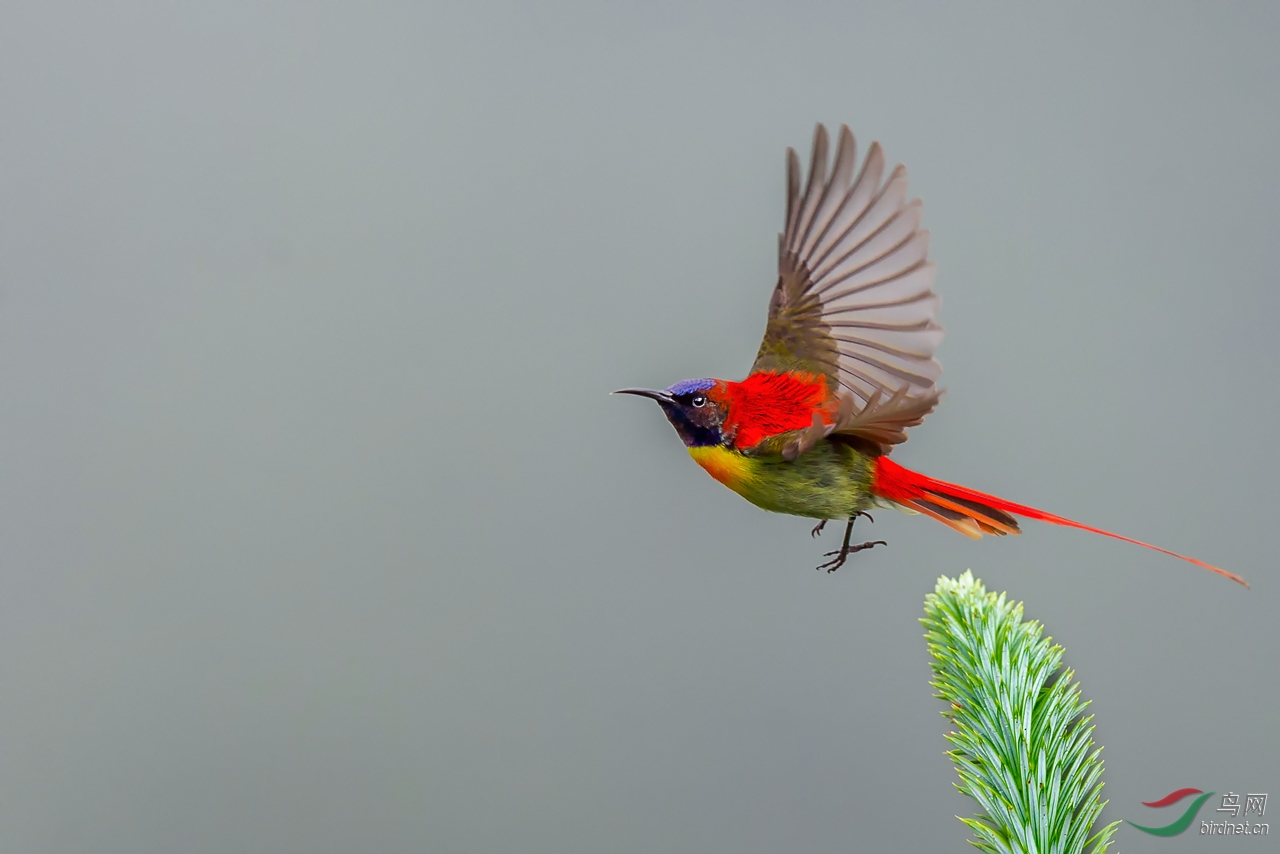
[617,123,1246,587]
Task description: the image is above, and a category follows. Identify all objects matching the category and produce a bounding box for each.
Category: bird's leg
[812,512,872,539]
[817,512,886,573]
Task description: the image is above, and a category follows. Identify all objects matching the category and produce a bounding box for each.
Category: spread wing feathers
[751,123,943,450]
[831,384,939,451]
[767,384,940,460]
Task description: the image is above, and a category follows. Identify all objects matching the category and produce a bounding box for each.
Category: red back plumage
[717,371,833,451]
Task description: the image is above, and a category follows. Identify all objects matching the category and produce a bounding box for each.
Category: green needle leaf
[923,571,1120,854]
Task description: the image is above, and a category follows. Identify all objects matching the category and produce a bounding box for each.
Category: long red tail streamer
[871,457,1247,588]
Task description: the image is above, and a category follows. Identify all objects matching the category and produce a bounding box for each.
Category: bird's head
[614,378,729,447]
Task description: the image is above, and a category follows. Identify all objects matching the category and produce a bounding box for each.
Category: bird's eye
[690,394,707,408]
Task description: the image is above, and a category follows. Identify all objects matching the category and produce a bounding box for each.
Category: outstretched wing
[750,124,942,452]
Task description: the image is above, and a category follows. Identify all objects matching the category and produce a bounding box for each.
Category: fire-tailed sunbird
[617,123,1247,587]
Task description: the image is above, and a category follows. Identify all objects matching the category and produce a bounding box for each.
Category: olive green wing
[750,123,943,454]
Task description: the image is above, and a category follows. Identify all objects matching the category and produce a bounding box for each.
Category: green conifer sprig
[922,571,1120,854]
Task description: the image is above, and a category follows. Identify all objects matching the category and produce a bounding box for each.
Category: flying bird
[617,124,1247,587]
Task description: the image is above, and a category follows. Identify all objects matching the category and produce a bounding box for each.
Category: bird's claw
[810,520,827,538]
[816,540,887,573]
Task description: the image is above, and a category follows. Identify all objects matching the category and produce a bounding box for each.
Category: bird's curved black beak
[612,387,674,404]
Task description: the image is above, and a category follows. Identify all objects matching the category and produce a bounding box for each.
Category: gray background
[1,2,1276,852]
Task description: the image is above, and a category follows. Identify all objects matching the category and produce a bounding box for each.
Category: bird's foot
[816,540,887,573]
